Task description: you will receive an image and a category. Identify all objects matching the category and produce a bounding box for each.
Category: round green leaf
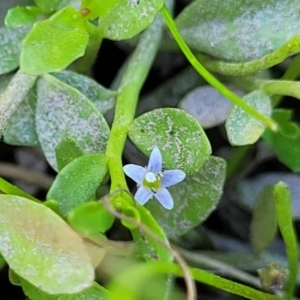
[47,153,108,216]
[128,108,211,174]
[146,156,226,238]
[5,6,40,28]
[68,202,114,235]
[36,74,110,171]
[0,195,94,294]
[226,90,272,146]
[175,0,300,62]
[20,7,89,75]
[33,0,63,13]
[99,0,164,40]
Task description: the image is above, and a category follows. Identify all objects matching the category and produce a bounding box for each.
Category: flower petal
[123,164,147,185]
[162,170,186,187]
[135,186,153,205]
[148,147,162,173]
[154,188,174,210]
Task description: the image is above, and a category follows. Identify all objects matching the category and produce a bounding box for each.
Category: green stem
[273,182,298,298]
[161,5,278,132]
[0,70,37,138]
[105,13,165,192]
[109,261,281,300]
[261,80,300,100]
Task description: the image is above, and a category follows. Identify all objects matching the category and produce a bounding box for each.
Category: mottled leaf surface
[129,108,211,174]
[99,0,164,40]
[52,71,116,114]
[0,195,94,294]
[36,74,110,170]
[175,0,300,62]
[0,25,29,75]
[226,90,271,145]
[146,156,226,238]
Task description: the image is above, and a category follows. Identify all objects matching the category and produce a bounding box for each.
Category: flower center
[143,172,161,192]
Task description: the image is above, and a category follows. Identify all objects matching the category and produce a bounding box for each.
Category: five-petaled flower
[123,147,186,210]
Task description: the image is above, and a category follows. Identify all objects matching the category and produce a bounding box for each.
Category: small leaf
[4,84,39,146]
[263,130,300,172]
[146,156,226,238]
[179,86,235,129]
[0,25,30,75]
[5,6,40,28]
[22,279,110,300]
[226,90,272,145]
[99,0,164,40]
[175,0,300,62]
[128,108,211,174]
[20,7,89,75]
[36,74,110,170]
[68,202,114,235]
[33,0,64,13]
[250,186,277,255]
[55,137,84,170]
[52,71,116,114]
[0,195,94,294]
[47,153,108,216]
[81,0,121,19]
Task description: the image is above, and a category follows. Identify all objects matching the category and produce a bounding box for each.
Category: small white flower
[123,147,186,210]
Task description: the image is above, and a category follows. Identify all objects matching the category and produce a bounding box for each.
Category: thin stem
[273,182,299,298]
[161,5,278,132]
[105,13,166,192]
[0,70,37,138]
[261,80,300,101]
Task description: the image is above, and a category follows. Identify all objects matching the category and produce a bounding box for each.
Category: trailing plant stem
[105,15,165,192]
[161,5,278,132]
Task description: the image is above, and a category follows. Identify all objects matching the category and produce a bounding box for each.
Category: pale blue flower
[123,147,186,210]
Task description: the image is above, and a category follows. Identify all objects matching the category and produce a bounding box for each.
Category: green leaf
[175,0,300,62]
[5,6,40,28]
[36,74,110,170]
[128,108,211,174]
[21,278,109,300]
[131,205,173,262]
[55,137,84,170]
[81,0,121,19]
[47,153,108,216]
[0,177,39,202]
[33,0,64,13]
[0,195,94,294]
[0,0,29,26]
[272,109,300,139]
[226,90,272,145]
[250,186,277,255]
[4,84,39,146]
[52,70,116,114]
[68,201,114,235]
[20,7,89,75]
[99,0,164,40]
[263,128,300,172]
[0,25,30,75]
[146,156,226,239]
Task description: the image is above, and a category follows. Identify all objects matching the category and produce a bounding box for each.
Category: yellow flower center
[143,172,161,192]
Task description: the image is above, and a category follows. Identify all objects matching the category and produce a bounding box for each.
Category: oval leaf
[175,0,300,62]
[146,156,226,238]
[0,25,29,75]
[21,7,88,75]
[0,195,94,294]
[179,86,236,129]
[52,71,116,114]
[128,108,211,174]
[226,90,272,145]
[5,6,40,28]
[36,74,110,170]
[47,153,108,216]
[99,0,164,40]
